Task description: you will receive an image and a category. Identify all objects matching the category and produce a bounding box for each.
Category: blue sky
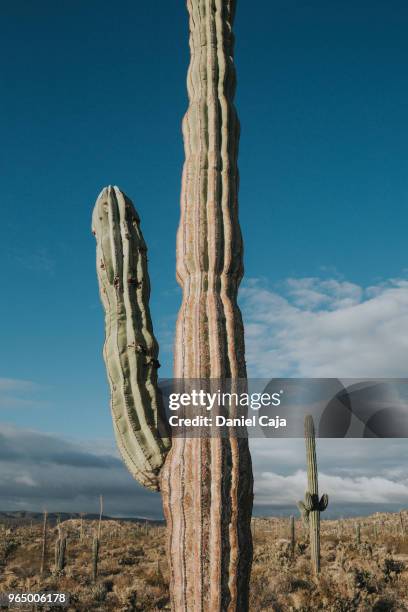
[1,1,408,516]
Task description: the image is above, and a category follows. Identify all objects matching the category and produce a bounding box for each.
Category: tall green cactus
[160,1,253,608]
[297,415,328,575]
[92,2,253,610]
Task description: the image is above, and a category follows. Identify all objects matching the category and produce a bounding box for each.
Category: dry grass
[250,512,408,611]
[0,512,407,611]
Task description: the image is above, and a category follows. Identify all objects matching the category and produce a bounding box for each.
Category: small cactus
[55,536,66,572]
[79,513,84,541]
[297,415,328,574]
[92,536,99,582]
[98,495,103,540]
[290,515,295,558]
[373,522,377,540]
[355,523,361,545]
[399,512,405,537]
[40,511,47,576]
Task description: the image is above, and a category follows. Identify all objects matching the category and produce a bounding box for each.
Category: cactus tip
[304,414,315,438]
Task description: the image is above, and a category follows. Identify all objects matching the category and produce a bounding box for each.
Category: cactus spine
[92,1,253,609]
[297,415,328,575]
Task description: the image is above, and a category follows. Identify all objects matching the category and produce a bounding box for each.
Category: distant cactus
[92,536,99,582]
[297,415,328,574]
[98,495,103,540]
[290,515,295,558]
[79,513,84,541]
[355,523,361,545]
[157,557,163,581]
[40,511,47,575]
[337,521,342,539]
[55,536,66,572]
[399,512,405,537]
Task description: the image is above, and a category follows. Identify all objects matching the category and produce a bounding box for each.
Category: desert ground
[0,512,407,611]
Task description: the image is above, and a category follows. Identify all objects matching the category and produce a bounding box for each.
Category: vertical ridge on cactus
[92,186,171,492]
[160,1,253,609]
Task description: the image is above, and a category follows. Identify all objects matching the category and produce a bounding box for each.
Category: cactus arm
[319,493,329,511]
[92,186,171,492]
[160,1,253,610]
[297,500,309,526]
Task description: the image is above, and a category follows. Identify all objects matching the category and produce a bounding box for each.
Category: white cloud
[255,470,408,506]
[0,378,45,409]
[240,276,408,377]
[0,424,160,518]
[0,423,407,516]
[15,474,37,487]
[0,379,38,392]
[250,437,408,508]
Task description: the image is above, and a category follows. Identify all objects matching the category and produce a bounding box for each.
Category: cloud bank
[0,424,160,518]
[241,276,408,377]
[0,424,407,518]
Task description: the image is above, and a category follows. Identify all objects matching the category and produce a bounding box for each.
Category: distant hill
[0,511,164,526]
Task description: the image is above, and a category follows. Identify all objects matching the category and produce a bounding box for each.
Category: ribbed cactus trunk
[160,1,253,610]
